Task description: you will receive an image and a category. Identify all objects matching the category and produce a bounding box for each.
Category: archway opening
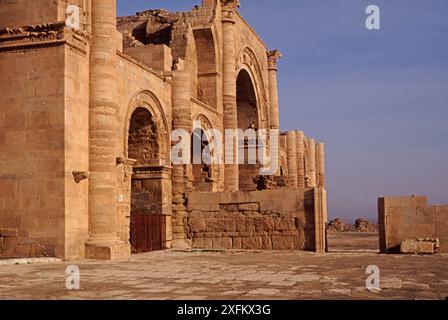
[191,127,214,191]
[128,107,159,165]
[128,107,165,254]
[237,69,260,191]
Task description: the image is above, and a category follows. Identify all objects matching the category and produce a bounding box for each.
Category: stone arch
[191,113,217,191]
[236,46,270,130]
[124,90,170,165]
[192,113,215,142]
[236,68,259,130]
[128,108,159,167]
[236,68,260,191]
[193,27,219,108]
[125,90,171,255]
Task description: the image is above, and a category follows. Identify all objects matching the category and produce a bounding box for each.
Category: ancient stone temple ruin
[0,0,327,260]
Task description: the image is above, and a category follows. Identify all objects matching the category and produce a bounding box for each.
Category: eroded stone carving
[73,171,91,183]
[221,0,241,10]
[267,49,282,70]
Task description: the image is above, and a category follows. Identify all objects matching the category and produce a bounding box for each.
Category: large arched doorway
[128,107,166,254]
[237,69,260,191]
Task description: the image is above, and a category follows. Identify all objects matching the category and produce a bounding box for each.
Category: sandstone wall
[0,44,66,258]
[63,34,90,259]
[0,26,90,259]
[378,196,448,253]
[233,11,269,106]
[115,53,172,160]
[0,0,89,29]
[123,45,172,72]
[186,189,322,251]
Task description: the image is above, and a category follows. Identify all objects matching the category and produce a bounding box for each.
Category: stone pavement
[0,249,447,300]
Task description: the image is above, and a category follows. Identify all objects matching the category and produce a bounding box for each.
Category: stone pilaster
[296,131,305,188]
[317,143,326,188]
[116,158,136,244]
[306,138,317,188]
[267,50,282,130]
[222,6,239,192]
[171,59,192,249]
[286,131,298,188]
[313,188,328,253]
[86,0,130,260]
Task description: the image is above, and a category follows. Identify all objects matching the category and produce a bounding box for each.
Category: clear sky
[117,0,448,222]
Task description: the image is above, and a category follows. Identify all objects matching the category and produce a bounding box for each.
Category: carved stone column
[286,131,298,188]
[317,143,326,188]
[307,138,317,188]
[296,131,305,188]
[267,50,282,130]
[222,2,239,192]
[86,0,130,260]
[171,59,192,249]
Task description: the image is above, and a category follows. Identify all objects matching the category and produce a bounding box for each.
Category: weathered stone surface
[239,203,259,212]
[0,228,18,238]
[185,189,322,251]
[188,216,206,233]
[0,0,327,259]
[212,237,232,250]
[241,237,263,250]
[400,239,439,255]
[379,196,448,253]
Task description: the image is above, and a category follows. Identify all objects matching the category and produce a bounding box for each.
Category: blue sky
[117,0,448,222]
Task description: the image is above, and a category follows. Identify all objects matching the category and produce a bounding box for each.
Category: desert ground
[0,233,447,300]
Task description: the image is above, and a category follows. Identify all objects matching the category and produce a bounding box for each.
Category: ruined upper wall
[117,3,216,60]
[0,0,90,30]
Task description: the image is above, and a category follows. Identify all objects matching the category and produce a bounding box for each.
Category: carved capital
[267,49,282,70]
[220,0,241,11]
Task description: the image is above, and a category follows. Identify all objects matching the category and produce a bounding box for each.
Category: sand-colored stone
[0,0,327,260]
[378,196,448,253]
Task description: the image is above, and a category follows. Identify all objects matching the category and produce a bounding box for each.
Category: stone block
[272,236,294,250]
[400,239,439,254]
[261,217,275,231]
[0,228,18,237]
[188,216,206,233]
[219,204,239,212]
[239,203,259,212]
[262,236,272,250]
[294,232,305,250]
[204,232,222,238]
[245,218,255,233]
[281,200,298,213]
[235,218,246,232]
[224,218,236,232]
[192,237,204,249]
[275,218,295,231]
[212,237,232,249]
[232,237,242,249]
[222,231,239,237]
[260,200,282,213]
[241,236,262,250]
